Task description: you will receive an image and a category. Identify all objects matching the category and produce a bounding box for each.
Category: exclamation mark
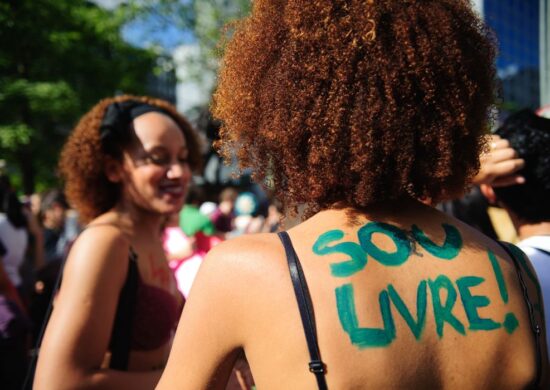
[488,250,519,334]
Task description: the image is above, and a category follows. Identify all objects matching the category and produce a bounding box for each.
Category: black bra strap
[109,248,139,370]
[496,241,542,389]
[278,231,328,390]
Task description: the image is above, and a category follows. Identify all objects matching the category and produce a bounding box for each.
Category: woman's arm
[34,226,161,390]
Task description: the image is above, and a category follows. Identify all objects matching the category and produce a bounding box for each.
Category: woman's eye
[146,154,170,165]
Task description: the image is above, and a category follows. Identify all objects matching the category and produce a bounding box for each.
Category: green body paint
[411,223,462,260]
[387,281,427,340]
[503,313,519,334]
[456,276,501,331]
[488,250,508,303]
[336,283,395,348]
[312,230,367,277]
[358,222,411,267]
[428,275,466,338]
[316,221,522,348]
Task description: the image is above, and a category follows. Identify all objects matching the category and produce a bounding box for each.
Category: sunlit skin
[157,199,549,390]
[34,112,188,389]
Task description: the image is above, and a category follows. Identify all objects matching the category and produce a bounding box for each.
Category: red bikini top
[109,250,184,356]
[131,268,183,350]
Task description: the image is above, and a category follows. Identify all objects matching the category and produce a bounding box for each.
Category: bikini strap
[496,241,543,389]
[278,231,328,390]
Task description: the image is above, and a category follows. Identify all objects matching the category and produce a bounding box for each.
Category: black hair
[186,186,206,206]
[40,189,69,213]
[1,192,28,229]
[494,109,550,223]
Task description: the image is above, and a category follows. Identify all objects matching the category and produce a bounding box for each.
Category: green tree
[0,0,155,193]
[122,0,251,87]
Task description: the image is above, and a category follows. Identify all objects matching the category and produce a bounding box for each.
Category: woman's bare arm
[34,226,161,390]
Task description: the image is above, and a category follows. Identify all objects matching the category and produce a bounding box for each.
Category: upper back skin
[224,201,549,389]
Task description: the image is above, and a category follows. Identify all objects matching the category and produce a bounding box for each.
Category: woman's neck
[103,202,164,239]
[516,222,550,241]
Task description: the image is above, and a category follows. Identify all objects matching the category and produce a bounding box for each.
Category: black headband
[99,100,170,141]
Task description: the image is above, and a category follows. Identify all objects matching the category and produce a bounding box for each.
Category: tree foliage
[122,0,251,85]
[0,0,155,193]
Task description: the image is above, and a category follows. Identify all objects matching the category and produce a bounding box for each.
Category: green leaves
[0,0,154,192]
[0,79,78,119]
[0,123,33,149]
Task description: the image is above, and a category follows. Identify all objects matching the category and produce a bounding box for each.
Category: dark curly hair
[59,95,202,223]
[494,109,550,223]
[213,0,496,218]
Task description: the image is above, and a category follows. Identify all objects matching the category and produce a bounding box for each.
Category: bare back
[158,202,549,389]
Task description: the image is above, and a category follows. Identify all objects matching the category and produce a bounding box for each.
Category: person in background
[39,189,76,264]
[211,187,238,234]
[179,185,216,238]
[481,108,550,352]
[231,191,265,236]
[0,239,31,390]
[30,189,79,343]
[158,1,548,388]
[163,212,199,298]
[178,185,221,267]
[438,133,526,240]
[261,198,283,233]
[0,180,29,296]
[34,95,202,389]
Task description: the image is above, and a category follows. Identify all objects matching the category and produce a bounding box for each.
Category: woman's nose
[166,161,190,179]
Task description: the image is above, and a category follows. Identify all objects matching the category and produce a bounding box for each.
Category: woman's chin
[158,199,186,215]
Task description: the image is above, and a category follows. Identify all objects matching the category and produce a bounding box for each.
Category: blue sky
[91,0,196,51]
[122,20,195,50]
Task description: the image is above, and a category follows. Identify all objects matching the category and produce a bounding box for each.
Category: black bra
[278,232,544,390]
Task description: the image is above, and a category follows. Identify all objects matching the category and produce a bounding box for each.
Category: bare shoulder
[190,233,288,305]
[202,233,285,273]
[62,224,131,290]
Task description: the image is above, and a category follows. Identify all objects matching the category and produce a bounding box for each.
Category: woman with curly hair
[34,95,202,389]
[159,0,549,389]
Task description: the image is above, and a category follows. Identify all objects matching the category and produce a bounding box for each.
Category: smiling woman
[33,95,202,389]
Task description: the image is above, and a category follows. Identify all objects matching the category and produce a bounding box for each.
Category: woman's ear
[104,157,123,183]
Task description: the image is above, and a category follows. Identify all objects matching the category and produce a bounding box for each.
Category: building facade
[475,0,550,110]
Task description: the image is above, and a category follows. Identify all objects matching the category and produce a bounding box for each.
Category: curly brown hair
[213,0,496,218]
[59,95,202,223]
